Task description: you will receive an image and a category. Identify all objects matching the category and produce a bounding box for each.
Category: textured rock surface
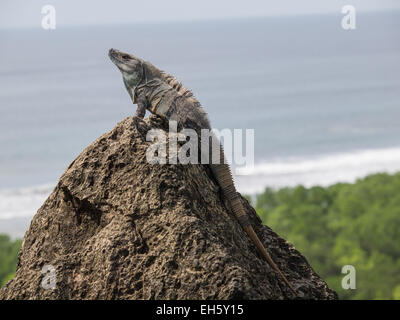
[0,116,337,300]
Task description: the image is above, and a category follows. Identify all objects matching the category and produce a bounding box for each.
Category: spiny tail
[209,141,297,296]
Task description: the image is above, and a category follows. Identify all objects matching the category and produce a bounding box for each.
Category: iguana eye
[122,55,131,60]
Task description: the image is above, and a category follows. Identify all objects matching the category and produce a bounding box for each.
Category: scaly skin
[108,48,297,296]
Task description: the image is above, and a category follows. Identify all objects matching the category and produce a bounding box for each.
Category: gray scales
[108,48,297,296]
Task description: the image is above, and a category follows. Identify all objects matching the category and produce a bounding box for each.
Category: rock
[0,115,337,300]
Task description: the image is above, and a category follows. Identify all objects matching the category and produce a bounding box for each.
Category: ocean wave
[1,147,400,220]
[234,147,400,194]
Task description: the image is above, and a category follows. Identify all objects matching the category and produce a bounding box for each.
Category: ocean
[1,12,399,237]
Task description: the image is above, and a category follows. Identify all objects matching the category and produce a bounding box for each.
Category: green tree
[0,234,22,287]
[255,172,400,300]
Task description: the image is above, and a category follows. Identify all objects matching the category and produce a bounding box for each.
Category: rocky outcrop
[0,116,337,300]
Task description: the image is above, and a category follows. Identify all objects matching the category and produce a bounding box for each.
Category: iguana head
[109,48,164,103]
[108,48,144,89]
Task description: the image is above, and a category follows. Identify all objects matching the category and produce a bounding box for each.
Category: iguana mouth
[108,48,122,64]
[109,48,136,67]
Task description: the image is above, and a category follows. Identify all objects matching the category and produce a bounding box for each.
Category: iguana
[108,48,297,296]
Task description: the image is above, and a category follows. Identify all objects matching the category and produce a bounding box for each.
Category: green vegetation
[0,234,22,287]
[255,172,400,300]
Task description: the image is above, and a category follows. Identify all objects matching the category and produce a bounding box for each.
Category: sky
[1,0,400,29]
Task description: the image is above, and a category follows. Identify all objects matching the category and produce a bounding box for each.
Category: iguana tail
[209,143,297,296]
[158,65,296,295]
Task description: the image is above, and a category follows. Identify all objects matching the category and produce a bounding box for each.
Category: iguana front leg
[135,94,148,119]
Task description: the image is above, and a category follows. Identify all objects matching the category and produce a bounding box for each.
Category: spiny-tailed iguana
[108,48,296,296]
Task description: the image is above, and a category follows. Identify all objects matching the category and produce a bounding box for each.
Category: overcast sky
[1,0,400,29]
